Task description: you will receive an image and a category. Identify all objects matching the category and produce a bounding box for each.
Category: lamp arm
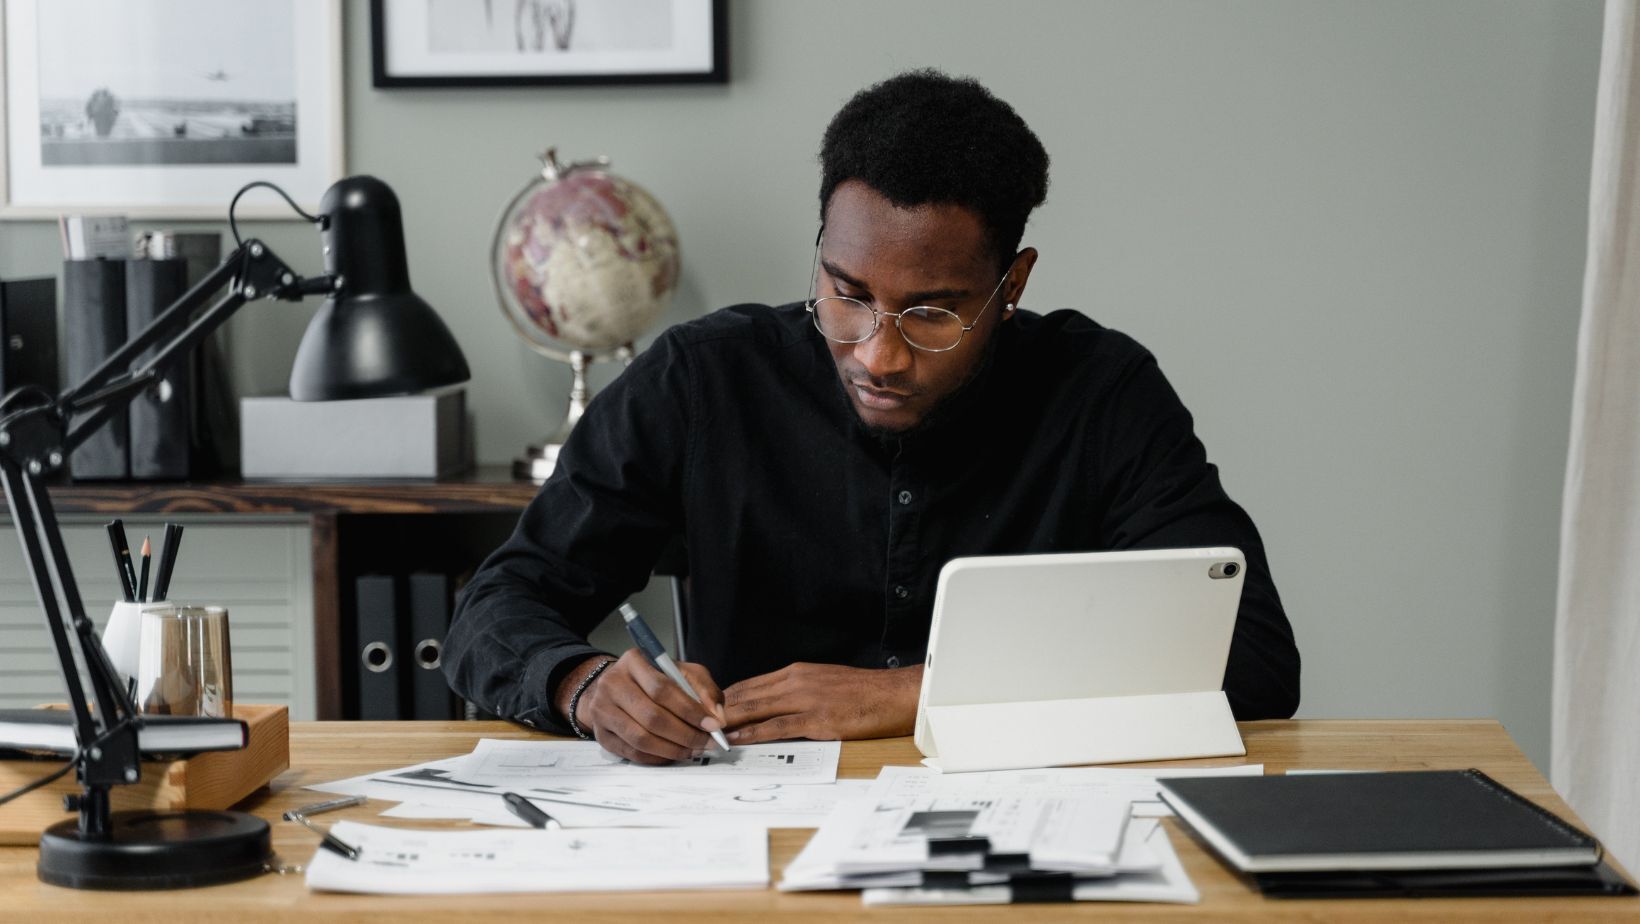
[0,238,319,840]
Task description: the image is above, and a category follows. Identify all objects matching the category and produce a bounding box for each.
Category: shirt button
[897,490,914,505]
[894,585,909,599]
[886,655,902,668]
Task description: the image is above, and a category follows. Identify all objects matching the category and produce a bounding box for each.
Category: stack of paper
[780,764,1260,906]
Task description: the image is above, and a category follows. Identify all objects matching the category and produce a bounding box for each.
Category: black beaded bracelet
[566,657,618,740]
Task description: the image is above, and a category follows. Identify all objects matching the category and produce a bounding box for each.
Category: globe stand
[514,346,632,482]
[493,148,680,484]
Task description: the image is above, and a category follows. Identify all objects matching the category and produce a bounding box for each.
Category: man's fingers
[727,715,803,746]
[723,691,799,729]
[677,661,727,723]
[609,695,705,762]
[606,669,711,751]
[723,665,797,704]
[627,659,721,737]
[584,653,711,752]
[595,718,682,766]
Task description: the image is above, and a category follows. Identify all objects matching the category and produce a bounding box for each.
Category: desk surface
[2,719,1634,921]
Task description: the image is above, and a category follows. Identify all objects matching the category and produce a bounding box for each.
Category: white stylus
[619,602,733,752]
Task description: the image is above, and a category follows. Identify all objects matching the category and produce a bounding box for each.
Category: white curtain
[1554,0,1640,873]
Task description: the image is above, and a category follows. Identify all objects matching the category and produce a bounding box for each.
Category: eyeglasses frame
[804,232,1019,354]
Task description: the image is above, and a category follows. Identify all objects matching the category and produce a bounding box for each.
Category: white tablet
[914,547,1247,769]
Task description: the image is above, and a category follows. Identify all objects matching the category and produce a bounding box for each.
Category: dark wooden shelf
[30,465,539,516]
[7,465,540,720]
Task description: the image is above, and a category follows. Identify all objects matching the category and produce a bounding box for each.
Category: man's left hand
[722,662,923,744]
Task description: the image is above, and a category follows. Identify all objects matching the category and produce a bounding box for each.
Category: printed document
[304,821,768,894]
[452,737,840,785]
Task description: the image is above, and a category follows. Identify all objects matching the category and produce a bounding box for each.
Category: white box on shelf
[240,387,466,479]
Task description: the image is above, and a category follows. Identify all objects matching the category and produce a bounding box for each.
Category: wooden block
[0,704,288,845]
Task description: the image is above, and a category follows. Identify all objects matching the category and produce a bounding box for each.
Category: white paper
[378,802,477,820]
[919,763,1266,817]
[308,756,660,828]
[467,780,874,831]
[860,822,1197,905]
[452,737,840,785]
[304,821,768,894]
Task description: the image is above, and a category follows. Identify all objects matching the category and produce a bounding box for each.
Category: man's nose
[852,317,914,379]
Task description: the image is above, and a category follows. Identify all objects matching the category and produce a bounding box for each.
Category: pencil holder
[135,604,233,718]
[101,599,165,693]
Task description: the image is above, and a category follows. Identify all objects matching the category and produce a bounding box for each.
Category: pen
[286,794,366,818]
[110,519,139,603]
[284,812,361,861]
[502,791,562,830]
[619,602,732,752]
[105,521,135,602]
[151,522,184,602]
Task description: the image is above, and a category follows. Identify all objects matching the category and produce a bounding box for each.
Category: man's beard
[842,323,1006,446]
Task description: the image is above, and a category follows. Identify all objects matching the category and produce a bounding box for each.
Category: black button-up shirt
[444,303,1301,733]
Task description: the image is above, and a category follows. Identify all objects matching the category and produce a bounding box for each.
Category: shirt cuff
[517,644,614,735]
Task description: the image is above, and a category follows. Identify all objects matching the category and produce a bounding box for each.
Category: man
[444,70,1300,765]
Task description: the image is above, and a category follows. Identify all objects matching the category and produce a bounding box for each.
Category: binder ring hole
[362,641,393,673]
[416,638,442,670]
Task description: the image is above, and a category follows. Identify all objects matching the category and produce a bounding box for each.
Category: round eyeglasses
[805,238,1015,353]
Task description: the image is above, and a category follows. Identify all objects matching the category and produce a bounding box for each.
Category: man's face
[816,180,1033,435]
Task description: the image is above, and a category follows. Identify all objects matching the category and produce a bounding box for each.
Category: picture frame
[0,0,344,220]
[371,0,726,88]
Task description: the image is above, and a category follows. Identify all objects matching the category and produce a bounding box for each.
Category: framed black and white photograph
[372,0,726,88]
[0,0,343,218]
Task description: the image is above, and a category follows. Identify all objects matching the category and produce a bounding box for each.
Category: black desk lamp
[0,175,469,889]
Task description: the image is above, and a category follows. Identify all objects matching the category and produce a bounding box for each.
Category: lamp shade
[288,176,471,401]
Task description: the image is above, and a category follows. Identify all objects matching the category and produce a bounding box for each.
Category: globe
[492,149,680,359]
[491,149,681,480]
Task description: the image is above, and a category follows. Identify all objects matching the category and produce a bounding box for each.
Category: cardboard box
[241,387,466,479]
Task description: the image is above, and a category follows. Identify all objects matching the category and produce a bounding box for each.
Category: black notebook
[1252,861,1636,899]
[1159,769,1602,873]
[0,709,246,756]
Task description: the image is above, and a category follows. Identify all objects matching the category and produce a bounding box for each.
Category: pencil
[137,536,151,603]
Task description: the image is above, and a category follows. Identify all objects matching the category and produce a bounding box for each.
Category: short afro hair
[819,69,1050,269]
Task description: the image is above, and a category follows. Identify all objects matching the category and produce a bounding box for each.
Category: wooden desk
[2,720,1634,921]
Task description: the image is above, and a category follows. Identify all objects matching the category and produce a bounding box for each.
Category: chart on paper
[449,738,842,786]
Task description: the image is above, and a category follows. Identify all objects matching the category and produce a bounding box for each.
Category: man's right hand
[554,650,727,765]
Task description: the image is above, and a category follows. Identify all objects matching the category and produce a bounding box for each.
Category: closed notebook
[1159,769,1601,873]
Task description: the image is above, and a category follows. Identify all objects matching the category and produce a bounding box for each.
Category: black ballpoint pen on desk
[619,602,733,752]
[502,791,562,830]
[283,796,365,860]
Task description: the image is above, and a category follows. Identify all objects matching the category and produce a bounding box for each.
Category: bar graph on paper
[450,738,842,786]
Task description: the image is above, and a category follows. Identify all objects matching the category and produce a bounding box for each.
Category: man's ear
[1004,246,1040,313]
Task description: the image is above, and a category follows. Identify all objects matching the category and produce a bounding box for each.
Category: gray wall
[0,1,1601,767]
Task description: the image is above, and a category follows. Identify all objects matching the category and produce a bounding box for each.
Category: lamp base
[38,809,271,890]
